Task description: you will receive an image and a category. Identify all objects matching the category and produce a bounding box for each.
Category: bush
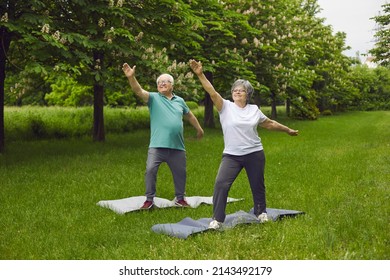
[30,118,48,139]
[45,77,93,106]
[321,109,333,116]
[186,101,199,110]
[4,106,154,141]
[291,90,320,120]
[104,107,150,133]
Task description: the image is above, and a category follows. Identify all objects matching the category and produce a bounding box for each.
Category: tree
[186,0,259,127]
[0,0,204,152]
[2,0,377,152]
[50,0,204,141]
[0,7,11,153]
[348,65,390,110]
[239,0,318,119]
[369,3,390,67]
[1,0,69,153]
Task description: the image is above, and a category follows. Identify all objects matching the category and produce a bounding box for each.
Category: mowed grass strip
[0,111,388,259]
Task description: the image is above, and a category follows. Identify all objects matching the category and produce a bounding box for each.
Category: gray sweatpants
[145,148,186,201]
[212,150,266,222]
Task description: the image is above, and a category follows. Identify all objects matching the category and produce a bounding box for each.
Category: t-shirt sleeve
[147,92,156,107]
[182,101,190,115]
[258,108,268,123]
[219,99,229,114]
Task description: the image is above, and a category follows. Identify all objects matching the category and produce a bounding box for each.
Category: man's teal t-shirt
[147,92,190,151]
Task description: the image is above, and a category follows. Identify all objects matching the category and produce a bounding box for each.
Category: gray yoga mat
[151,208,305,239]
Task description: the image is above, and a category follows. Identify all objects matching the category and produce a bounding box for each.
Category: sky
[316,0,387,59]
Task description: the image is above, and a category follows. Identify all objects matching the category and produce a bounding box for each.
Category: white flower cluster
[95,59,101,70]
[135,32,144,42]
[1,13,8,22]
[98,18,105,28]
[10,82,26,99]
[106,26,115,44]
[167,60,187,72]
[116,0,124,7]
[253,37,260,48]
[52,30,61,41]
[41,23,50,34]
[243,6,260,15]
[137,44,202,97]
[109,0,124,8]
[40,23,65,43]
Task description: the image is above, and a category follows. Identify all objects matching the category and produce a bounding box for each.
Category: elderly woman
[189,59,298,229]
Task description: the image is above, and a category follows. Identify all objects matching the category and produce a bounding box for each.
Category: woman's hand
[189,59,203,76]
[287,129,299,136]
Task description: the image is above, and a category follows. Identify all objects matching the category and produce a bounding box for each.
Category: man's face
[157,75,173,95]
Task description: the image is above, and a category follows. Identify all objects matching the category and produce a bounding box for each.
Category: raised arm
[122,63,149,103]
[260,118,299,136]
[189,59,224,112]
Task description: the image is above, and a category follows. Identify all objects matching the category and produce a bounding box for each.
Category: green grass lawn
[0,111,389,260]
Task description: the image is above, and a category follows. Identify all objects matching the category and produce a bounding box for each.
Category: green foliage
[4,70,49,106]
[3,106,207,141]
[2,0,389,139]
[321,109,333,116]
[4,106,94,140]
[348,65,390,111]
[45,76,93,106]
[104,67,138,107]
[291,90,320,120]
[185,101,199,110]
[104,90,137,107]
[369,3,390,67]
[104,107,150,133]
[2,106,160,140]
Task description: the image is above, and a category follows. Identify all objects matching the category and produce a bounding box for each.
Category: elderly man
[122,63,204,209]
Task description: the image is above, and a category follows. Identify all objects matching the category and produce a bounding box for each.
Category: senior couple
[122,60,298,230]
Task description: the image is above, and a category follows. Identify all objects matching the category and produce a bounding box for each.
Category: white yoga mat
[97,196,243,215]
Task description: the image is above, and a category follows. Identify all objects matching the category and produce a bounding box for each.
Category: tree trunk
[0,27,12,154]
[286,98,291,117]
[93,52,105,142]
[271,91,277,120]
[317,96,325,112]
[93,83,105,141]
[203,71,215,128]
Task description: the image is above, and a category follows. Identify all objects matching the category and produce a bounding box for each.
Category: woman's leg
[244,150,266,216]
[212,154,243,222]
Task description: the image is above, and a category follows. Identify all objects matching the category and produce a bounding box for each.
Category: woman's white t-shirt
[219,99,268,156]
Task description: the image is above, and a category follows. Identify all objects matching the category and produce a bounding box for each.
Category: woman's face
[232,86,247,104]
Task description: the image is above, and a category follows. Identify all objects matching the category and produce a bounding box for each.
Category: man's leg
[166,149,187,201]
[145,148,165,200]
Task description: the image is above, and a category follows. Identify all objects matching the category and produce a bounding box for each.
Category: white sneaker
[208,220,222,230]
[258,213,269,222]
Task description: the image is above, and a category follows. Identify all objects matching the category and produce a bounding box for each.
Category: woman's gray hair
[156,73,174,85]
[231,79,254,104]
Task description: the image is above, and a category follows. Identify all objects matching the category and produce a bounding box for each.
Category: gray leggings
[212,150,266,222]
[145,148,186,201]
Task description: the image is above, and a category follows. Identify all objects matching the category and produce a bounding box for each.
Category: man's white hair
[156,73,174,85]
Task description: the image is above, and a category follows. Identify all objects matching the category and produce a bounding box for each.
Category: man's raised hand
[122,63,136,78]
